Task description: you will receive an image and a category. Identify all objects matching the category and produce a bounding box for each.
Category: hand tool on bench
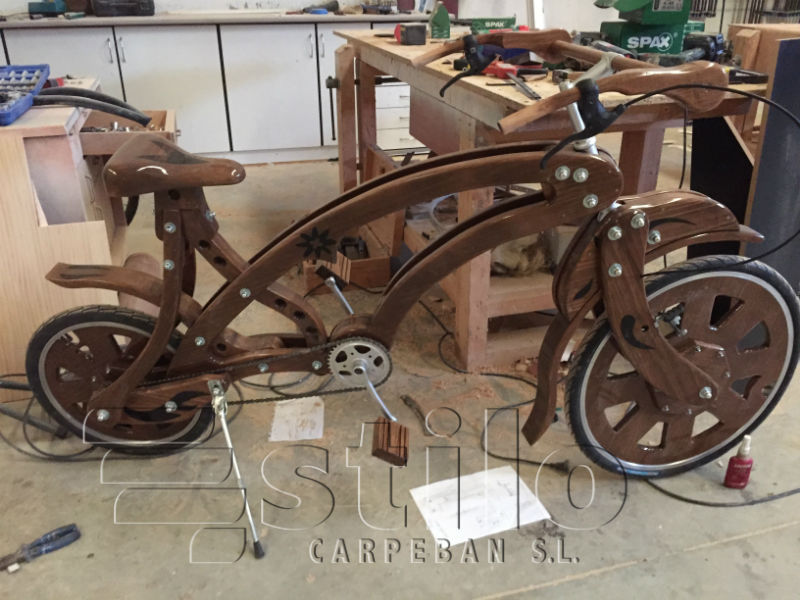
[0,524,80,574]
[482,59,545,99]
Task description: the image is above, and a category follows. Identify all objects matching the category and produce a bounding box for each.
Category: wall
[0,0,363,14]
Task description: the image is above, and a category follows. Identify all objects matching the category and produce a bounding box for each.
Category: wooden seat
[103,133,245,197]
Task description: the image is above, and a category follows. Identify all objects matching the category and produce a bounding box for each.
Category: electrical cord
[0,381,244,462]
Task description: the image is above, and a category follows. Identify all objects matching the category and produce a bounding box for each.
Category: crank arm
[598,206,719,414]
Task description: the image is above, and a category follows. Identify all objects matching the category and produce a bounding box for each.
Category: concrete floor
[1,134,799,599]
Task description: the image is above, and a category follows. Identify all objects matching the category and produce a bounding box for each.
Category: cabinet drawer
[375,84,411,108]
[80,109,177,156]
[377,128,422,149]
[376,107,411,130]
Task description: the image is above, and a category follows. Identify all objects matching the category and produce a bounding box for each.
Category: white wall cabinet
[317,22,370,146]
[221,24,321,151]
[115,25,229,153]
[4,27,124,98]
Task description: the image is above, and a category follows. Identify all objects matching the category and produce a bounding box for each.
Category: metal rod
[353,359,397,422]
[210,383,265,559]
[324,276,354,315]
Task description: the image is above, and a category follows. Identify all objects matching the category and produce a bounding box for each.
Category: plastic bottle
[723,435,753,489]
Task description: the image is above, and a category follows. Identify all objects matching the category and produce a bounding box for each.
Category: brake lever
[440,34,496,97]
[540,78,626,168]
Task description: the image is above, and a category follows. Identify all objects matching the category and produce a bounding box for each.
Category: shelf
[404,218,556,319]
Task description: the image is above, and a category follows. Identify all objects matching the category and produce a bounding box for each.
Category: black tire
[25,305,213,454]
[566,256,800,478]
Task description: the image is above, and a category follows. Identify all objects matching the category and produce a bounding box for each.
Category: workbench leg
[336,45,358,193]
[355,59,379,187]
[619,127,666,195]
[453,119,493,370]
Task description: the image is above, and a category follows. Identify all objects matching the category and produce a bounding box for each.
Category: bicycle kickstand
[208,381,266,559]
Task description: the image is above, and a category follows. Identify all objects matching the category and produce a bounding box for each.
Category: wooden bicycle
[25,30,800,480]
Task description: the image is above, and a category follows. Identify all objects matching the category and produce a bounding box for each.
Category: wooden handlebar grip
[498,62,728,134]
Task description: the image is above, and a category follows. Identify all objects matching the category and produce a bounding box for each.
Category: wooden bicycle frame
[41,30,761,442]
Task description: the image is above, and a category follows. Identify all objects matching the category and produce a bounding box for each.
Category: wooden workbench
[336,29,754,369]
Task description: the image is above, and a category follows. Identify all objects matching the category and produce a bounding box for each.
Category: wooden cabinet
[114,25,229,154]
[221,24,321,151]
[317,22,371,146]
[3,27,124,98]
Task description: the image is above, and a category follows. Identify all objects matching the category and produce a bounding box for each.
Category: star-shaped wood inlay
[297,227,336,259]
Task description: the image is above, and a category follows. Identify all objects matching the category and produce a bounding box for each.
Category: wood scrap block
[371,417,409,466]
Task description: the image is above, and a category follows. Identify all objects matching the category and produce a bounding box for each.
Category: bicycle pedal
[372,417,409,467]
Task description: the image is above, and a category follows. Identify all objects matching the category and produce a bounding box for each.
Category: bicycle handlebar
[410,30,729,133]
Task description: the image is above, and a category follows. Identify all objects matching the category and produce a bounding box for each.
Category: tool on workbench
[429,1,451,39]
[451,55,544,100]
[27,0,66,17]
[0,64,49,126]
[394,22,427,46]
[0,524,80,574]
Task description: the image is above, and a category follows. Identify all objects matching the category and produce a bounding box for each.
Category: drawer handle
[319,33,325,58]
[118,37,127,63]
[106,38,114,64]
[399,94,410,99]
[306,33,314,58]
[399,116,409,120]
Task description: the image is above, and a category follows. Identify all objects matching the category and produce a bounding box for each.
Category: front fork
[521,194,763,445]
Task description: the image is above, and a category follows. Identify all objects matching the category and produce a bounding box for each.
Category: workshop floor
[2,132,798,599]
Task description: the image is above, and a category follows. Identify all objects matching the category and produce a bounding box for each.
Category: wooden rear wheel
[566,256,800,478]
[25,306,213,454]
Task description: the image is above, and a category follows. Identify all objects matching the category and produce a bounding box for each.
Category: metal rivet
[258,362,269,373]
[195,336,206,346]
[239,288,251,299]
[630,212,646,229]
[648,230,662,245]
[163,260,175,271]
[164,222,176,234]
[164,400,178,413]
[608,263,623,277]
[555,166,571,181]
[663,405,670,413]
[96,409,110,422]
[312,360,323,371]
[583,194,599,209]
[573,168,589,183]
[607,226,623,241]
[205,210,216,221]
[717,350,726,358]
[699,386,714,400]
[694,345,703,353]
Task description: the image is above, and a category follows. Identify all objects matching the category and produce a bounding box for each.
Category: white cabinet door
[221,24,321,151]
[4,27,123,98]
[115,25,228,153]
[317,22,371,146]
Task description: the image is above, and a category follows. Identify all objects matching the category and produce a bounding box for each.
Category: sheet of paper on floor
[268,396,324,441]
[410,465,550,546]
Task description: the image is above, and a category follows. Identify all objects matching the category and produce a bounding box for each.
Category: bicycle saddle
[103,133,245,197]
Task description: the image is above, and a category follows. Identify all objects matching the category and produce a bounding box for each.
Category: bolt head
[699,386,714,400]
[694,345,703,353]
[663,405,671,412]
[555,166,571,181]
[163,222,176,234]
[164,400,178,413]
[239,288,252,299]
[96,409,110,422]
[583,194,599,209]
[163,259,175,271]
[258,362,269,373]
[648,230,662,245]
[312,360,323,371]
[607,226,623,241]
[630,212,646,229]
[205,210,216,221]
[608,263,623,278]
[717,350,726,358]
[573,168,589,183]
[194,336,206,347]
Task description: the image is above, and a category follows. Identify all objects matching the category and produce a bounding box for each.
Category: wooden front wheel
[566,256,800,478]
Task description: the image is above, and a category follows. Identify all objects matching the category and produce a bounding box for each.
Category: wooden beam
[336,44,358,192]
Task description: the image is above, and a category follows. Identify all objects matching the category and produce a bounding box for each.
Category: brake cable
[547,80,800,276]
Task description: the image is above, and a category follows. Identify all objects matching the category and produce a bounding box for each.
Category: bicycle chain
[139,338,375,406]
